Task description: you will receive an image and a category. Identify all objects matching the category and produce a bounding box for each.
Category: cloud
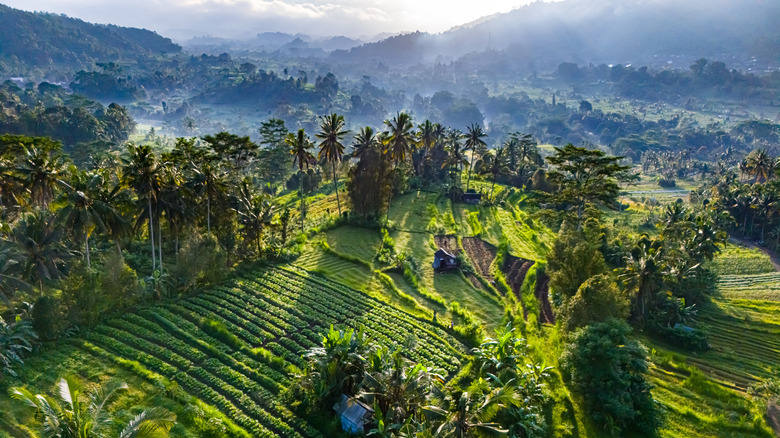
[3,0,528,39]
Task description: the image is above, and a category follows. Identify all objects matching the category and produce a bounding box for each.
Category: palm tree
[11,377,176,438]
[443,129,467,187]
[360,348,443,425]
[122,144,160,272]
[316,113,349,216]
[383,112,415,223]
[746,149,775,183]
[11,210,70,296]
[234,181,274,255]
[352,127,380,161]
[416,120,438,182]
[286,129,314,233]
[513,133,542,185]
[57,169,121,268]
[14,145,68,208]
[619,236,665,325]
[0,243,31,305]
[463,124,487,192]
[480,147,508,200]
[185,159,226,235]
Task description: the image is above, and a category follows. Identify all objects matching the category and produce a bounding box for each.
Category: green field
[0,266,464,437]
[644,245,779,438]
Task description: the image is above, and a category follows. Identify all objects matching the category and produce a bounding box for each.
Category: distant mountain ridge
[332,0,780,72]
[0,3,180,76]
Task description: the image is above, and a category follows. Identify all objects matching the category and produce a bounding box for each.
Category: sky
[2,0,540,41]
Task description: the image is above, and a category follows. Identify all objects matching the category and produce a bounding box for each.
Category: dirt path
[767,401,780,438]
[730,237,780,272]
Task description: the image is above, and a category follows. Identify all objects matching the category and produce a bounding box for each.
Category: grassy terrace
[644,245,779,438]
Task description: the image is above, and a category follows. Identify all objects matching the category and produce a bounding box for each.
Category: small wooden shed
[333,394,373,433]
[432,248,459,271]
[462,190,482,204]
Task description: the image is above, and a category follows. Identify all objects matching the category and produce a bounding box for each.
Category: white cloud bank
[3,0,536,39]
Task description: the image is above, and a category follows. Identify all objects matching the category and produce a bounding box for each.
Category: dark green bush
[561,318,659,437]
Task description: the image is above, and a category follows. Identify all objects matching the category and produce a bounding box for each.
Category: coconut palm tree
[286,129,315,233]
[746,149,775,183]
[415,120,438,182]
[185,158,226,236]
[352,127,380,161]
[316,113,349,216]
[57,169,121,268]
[234,180,274,255]
[443,129,467,187]
[14,145,68,208]
[480,147,508,200]
[10,377,176,438]
[463,124,487,192]
[619,236,665,325]
[383,112,416,223]
[11,210,70,296]
[0,243,30,305]
[122,144,160,271]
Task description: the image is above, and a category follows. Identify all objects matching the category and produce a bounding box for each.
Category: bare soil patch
[461,237,497,278]
[534,270,554,324]
[502,255,535,318]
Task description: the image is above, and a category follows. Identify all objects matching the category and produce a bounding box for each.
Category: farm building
[462,190,482,204]
[333,394,373,433]
[432,248,459,271]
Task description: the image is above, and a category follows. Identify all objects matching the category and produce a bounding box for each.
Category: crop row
[274,267,465,354]
[245,267,464,369]
[89,321,314,437]
[718,272,780,287]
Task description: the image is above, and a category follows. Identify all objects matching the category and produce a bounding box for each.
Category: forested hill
[332,0,780,72]
[0,4,180,74]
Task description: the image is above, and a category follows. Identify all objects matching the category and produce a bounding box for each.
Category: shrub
[32,295,61,341]
[652,325,710,351]
[561,319,659,437]
[557,274,630,332]
[171,233,227,294]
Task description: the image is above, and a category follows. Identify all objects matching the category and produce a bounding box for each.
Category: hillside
[0,4,180,75]
[331,0,780,71]
[0,265,465,437]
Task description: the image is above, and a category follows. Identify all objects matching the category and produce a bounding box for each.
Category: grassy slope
[642,245,778,438]
[1,266,464,437]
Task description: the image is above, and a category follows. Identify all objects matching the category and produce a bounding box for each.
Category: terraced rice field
[76,266,464,438]
[646,246,780,438]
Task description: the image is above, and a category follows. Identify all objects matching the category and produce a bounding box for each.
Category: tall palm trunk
[158,210,163,273]
[84,234,91,269]
[333,161,341,216]
[299,170,305,233]
[466,154,474,192]
[149,197,156,271]
[386,162,398,226]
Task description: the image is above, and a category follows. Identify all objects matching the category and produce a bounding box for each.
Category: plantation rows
[82,266,465,437]
[718,272,780,288]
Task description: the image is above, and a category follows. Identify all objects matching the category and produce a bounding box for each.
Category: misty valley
[0,0,779,437]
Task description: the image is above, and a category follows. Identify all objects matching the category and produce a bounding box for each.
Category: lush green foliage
[561,319,658,437]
